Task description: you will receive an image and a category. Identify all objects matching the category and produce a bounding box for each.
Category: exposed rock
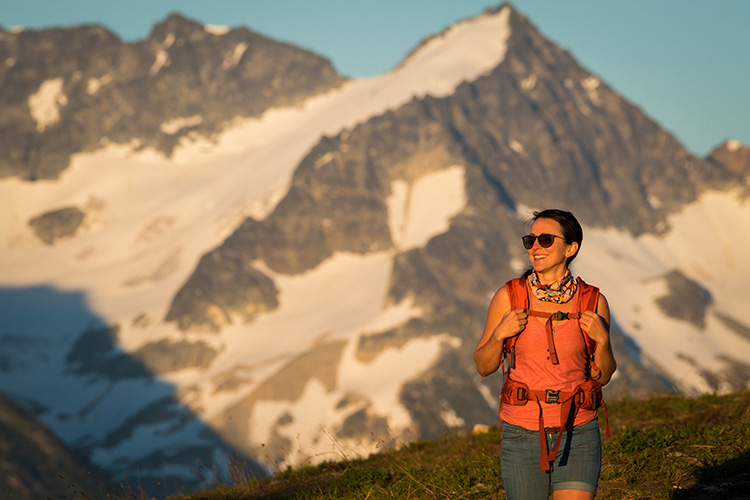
[165,245,279,332]
[28,206,85,244]
[0,14,345,180]
[656,271,712,328]
[714,312,750,342]
[64,324,148,379]
[336,407,390,440]
[132,338,218,373]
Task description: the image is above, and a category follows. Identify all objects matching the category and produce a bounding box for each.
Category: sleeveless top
[500,291,598,430]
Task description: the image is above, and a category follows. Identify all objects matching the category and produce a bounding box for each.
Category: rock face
[656,271,712,328]
[0,13,345,180]
[28,206,85,244]
[166,7,739,332]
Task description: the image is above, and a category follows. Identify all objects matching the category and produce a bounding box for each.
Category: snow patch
[581,76,601,105]
[87,73,114,95]
[395,6,510,97]
[440,406,466,428]
[150,50,169,76]
[726,140,741,152]
[521,74,537,90]
[150,34,175,76]
[205,24,230,36]
[387,166,467,250]
[222,42,248,69]
[160,115,204,135]
[28,77,68,131]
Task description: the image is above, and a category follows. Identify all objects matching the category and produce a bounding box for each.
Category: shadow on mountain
[672,450,750,500]
[0,285,266,497]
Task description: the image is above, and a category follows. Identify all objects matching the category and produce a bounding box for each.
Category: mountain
[0,391,109,499]
[0,3,749,496]
[0,13,343,180]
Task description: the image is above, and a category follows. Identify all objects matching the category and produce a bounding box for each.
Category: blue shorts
[500,419,601,499]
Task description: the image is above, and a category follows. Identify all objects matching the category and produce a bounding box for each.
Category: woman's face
[526,218,578,278]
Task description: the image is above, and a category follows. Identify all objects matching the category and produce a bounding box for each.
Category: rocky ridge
[0,13,344,180]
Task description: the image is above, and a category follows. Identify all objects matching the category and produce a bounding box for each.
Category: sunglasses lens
[538,234,555,247]
[522,234,560,249]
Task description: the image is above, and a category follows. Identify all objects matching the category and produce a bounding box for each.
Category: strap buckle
[551,311,569,321]
[545,389,560,404]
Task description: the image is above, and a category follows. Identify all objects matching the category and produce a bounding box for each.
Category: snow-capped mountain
[1,3,749,495]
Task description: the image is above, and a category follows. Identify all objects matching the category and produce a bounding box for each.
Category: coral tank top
[500,296,598,430]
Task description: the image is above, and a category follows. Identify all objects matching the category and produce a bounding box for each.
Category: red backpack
[500,276,610,471]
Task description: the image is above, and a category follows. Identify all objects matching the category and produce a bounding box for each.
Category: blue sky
[2,0,748,156]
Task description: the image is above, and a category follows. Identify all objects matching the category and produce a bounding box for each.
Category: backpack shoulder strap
[501,277,529,373]
[576,277,600,314]
[504,277,530,311]
[575,277,602,377]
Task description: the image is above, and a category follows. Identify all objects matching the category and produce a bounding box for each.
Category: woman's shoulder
[488,283,513,311]
[576,278,609,314]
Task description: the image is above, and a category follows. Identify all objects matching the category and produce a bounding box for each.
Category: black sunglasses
[521,233,565,249]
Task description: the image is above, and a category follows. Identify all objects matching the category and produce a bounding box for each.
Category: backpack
[500,276,610,471]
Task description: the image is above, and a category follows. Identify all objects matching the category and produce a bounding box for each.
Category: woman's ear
[565,241,579,259]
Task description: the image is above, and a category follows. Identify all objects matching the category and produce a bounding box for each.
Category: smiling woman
[473,208,617,500]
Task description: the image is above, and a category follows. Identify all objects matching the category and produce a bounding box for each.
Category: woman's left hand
[579,310,610,346]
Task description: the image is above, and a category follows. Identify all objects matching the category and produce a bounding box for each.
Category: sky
[1,0,748,157]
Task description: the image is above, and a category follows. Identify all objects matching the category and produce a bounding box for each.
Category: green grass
[149,390,750,499]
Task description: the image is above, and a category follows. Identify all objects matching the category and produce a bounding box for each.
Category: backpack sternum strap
[527,309,580,365]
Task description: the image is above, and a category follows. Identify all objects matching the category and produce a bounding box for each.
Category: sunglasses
[521,233,565,249]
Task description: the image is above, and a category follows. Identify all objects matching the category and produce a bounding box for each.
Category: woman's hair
[521,209,583,278]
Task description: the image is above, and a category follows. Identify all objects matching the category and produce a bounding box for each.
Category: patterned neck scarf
[528,269,577,303]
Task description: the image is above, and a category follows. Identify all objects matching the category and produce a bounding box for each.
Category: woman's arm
[579,294,617,385]
[473,286,528,377]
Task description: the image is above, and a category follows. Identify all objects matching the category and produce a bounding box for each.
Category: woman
[473,209,616,500]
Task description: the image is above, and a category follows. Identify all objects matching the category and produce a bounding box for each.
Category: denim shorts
[500,419,601,499]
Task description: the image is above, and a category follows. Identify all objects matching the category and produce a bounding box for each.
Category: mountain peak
[707,140,750,179]
[148,12,211,43]
[395,4,511,77]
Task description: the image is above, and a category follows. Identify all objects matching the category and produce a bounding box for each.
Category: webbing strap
[528,389,576,471]
[527,310,583,366]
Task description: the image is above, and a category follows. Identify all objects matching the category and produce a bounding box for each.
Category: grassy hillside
[133,390,750,499]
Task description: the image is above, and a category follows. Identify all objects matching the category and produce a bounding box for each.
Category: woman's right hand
[474,286,524,376]
[493,308,528,342]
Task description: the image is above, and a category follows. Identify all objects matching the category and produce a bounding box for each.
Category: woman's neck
[535,266,569,285]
